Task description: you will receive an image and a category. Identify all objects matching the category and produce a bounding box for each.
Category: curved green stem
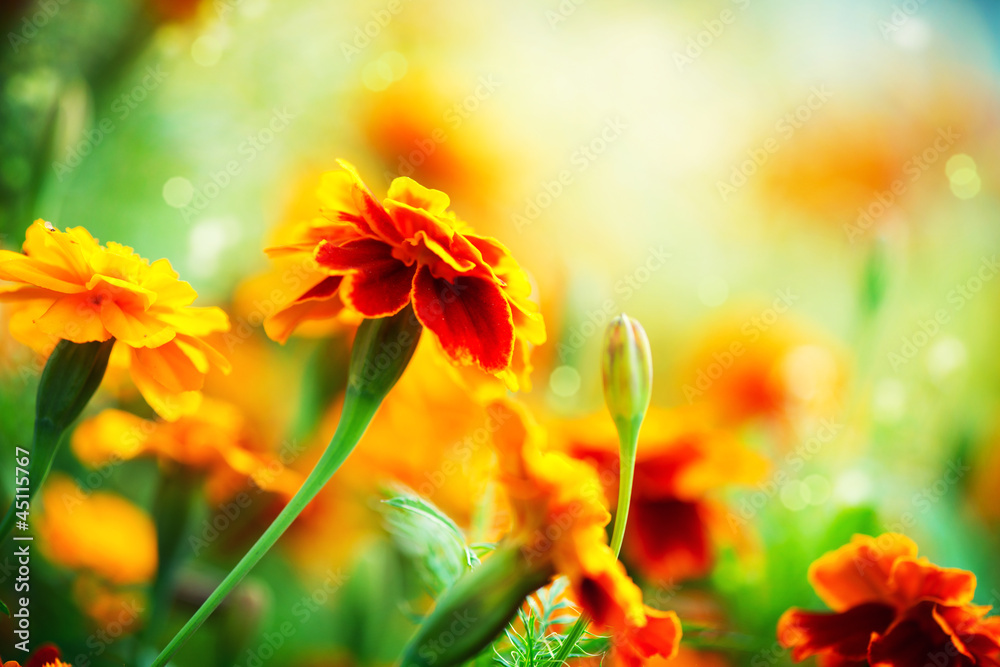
[142,469,202,648]
[149,388,380,667]
[551,423,640,666]
[0,418,60,540]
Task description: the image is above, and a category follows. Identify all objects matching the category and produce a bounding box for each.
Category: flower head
[264,161,545,391]
[491,400,681,664]
[0,221,231,420]
[561,407,767,582]
[778,533,1000,666]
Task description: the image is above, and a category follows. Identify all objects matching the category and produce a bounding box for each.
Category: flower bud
[400,544,554,667]
[602,314,653,433]
[347,305,423,403]
[36,338,115,434]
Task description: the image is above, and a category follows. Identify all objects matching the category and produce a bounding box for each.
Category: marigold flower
[264,161,545,390]
[36,475,157,586]
[0,221,231,420]
[561,407,766,582]
[491,400,681,665]
[778,533,1000,666]
[71,399,302,503]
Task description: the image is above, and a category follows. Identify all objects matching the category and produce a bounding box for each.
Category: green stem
[551,423,640,666]
[608,428,638,557]
[142,469,202,646]
[149,387,380,667]
[0,418,60,539]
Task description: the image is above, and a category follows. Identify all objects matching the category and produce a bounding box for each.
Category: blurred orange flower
[562,407,767,583]
[71,398,301,503]
[37,475,156,586]
[264,160,545,390]
[778,533,1000,666]
[0,221,231,420]
[681,308,845,427]
[491,400,681,666]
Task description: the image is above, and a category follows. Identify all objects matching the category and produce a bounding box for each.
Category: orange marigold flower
[561,407,767,583]
[778,533,1000,667]
[71,399,302,503]
[491,400,681,665]
[36,475,157,586]
[0,221,231,420]
[264,161,545,390]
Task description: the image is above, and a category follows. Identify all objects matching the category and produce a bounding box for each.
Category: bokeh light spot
[549,365,582,397]
[781,481,809,511]
[872,378,906,423]
[833,470,873,505]
[163,177,194,208]
[927,337,966,381]
[803,474,832,506]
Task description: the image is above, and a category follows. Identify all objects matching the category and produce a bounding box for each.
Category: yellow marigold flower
[37,475,157,586]
[491,400,681,666]
[0,220,231,420]
[71,398,302,503]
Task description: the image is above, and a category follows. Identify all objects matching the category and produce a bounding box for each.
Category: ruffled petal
[100,299,176,348]
[778,603,896,663]
[809,533,918,611]
[35,293,111,343]
[411,266,514,374]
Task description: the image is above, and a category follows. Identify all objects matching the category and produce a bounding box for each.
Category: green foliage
[494,577,608,667]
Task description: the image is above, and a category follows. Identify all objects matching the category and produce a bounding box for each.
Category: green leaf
[0,597,8,617]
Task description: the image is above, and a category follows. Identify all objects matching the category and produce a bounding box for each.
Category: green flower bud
[347,305,423,404]
[400,544,554,667]
[36,338,115,434]
[0,337,115,540]
[602,314,653,434]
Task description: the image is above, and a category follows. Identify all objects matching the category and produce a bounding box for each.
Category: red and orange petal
[806,533,976,613]
[265,162,543,387]
[778,602,896,663]
[866,601,996,667]
[612,608,683,667]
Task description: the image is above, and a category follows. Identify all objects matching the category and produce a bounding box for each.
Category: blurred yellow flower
[0,221,231,421]
[71,398,302,503]
[37,475,156,586]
